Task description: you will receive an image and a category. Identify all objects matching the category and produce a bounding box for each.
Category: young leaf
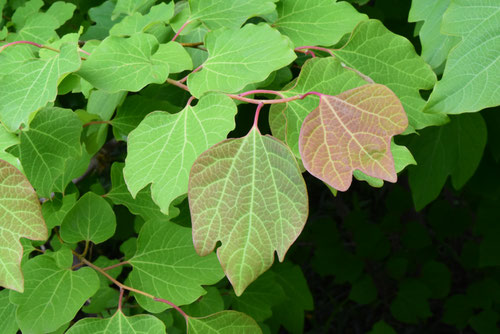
[273,0,367,47]
[188,0,276,30]
[299,84,408,192]
[78,34,192,92]
[66,311,165,334]
[109,2,174,37]
[189,127,308,295]
[408,0,460,70]
[408,113,487,210]
[9,251,99,334]
[269,57,368,159]
[0,160,47,292]
[128,220,225,313]
[0,43,81,131]
[332,20,447,130]
[124,94,236,214]
[60,192,116,244]
[424,0,500,115]
[19,107,82,198]
[188,311,262,334]
[187,24,296,98]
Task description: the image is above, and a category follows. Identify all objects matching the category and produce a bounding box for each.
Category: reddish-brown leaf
[299,84,408,191]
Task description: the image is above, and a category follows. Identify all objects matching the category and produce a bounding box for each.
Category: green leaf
[442,294,473,329]
[187,24,296,98]
[81,1,117,40]
[188,0,277,30]
[0,123,22,170]
[113,0,156,18]
[390,279,431,324]
[9,250,99,334]
[0,43,81,131]
[110,2,174,37]
[420,260,451,299]
[408,113,487,210]
[349,274,377,305]
[299,84,408,191]
[469,310,500,334]
[106,163,166,221]
[274,0,367,47]
[67,311,166,334]
[424,0,500,115]
[60,192,116,244]
[189,127,308,295]
[367,321,397,334]
[182,286,225,317]
[187,311,262,334]
[332,20,447,130]
[124,93,236,214]
[128,220,225,313]
[408,0,460,70]
[19,107,82,198]
[231,271,286,322]
[0,160,47,292]
[0,288,18,334]
[269,57,368,158]
[78,34,192,92]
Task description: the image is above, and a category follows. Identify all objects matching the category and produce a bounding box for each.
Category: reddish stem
[0,40,59,54]
[295,46,334,57]
[239,89,284,98]
[102,261,129,271]
[172,20,191,42]
[118,287,124,311]
[186,96,196,107]
[154,298,189,324]
[79,48,91,56]
[253,103,264,130]
[179,64,203,84]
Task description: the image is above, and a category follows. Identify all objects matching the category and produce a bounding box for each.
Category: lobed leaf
[128,220,225,313]
[189,127,308,295]
[67,311,165,334]
[274,0,367,47]
[187,24,296,98]
[299,84,408,192]
[110,2,174,37]
[0,160,47,292]
[124,94,236,214]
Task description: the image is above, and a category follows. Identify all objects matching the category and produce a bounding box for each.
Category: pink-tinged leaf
[188,128,308,296]
[299,84,408,191]
[0,160,47,292]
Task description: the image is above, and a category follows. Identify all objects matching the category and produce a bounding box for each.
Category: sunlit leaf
[187,24,296,98]
[299,84,408,191]
[10,250,99,334]
[110,2,174,37]
[60,192,116,244]
[189,127,308,295]
[113,0,155,18]
[128,220,225,313]
[67,311,165,334]
[332,20,447,130]
[274,0,367,47]
[188,311,262,334]
[124,94,236,214]
[0,160,46,292]
[424,0,500,114]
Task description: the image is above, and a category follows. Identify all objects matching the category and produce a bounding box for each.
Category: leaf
[0,43,81,131]
[332,20,447,130]
[408,0,460,70]
[110,2,175,37]
[183,287,225,317]
[128,220,225,313]
[42,192,78,230]
[78,33,192,93]
[469,310,500,334]
[106,163,166,221]
[81,1,117,40]
[113,0,156,18]
[60,192,116,244]
[19,107,82,197]
[231,271,286,322]
[408,113,487,210]
[188,311,262,334]
[0,123,21,170]
[67,311,165,334]
[9,250,99,334]
[188,0,277,30]
[390,279,431,324]
[124,93,236,214]
[349,275,377,305]
[0,286,18,334]
[420,260,451,299]
[367,321,397,334]
[443,294,473,329]
[189,127,308,295]
[273,0,367,47]
[0,160,47,292]
[269,57,368,159]
[299,84,408,192]
[187,24,296,98]
[424,0,500,115]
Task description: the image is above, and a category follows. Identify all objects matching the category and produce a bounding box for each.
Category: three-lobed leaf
[299,84,408,191]
[0,160,47,292]
[189,127,308,295]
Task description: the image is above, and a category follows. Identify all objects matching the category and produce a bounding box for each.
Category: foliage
[0,0,498,333]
